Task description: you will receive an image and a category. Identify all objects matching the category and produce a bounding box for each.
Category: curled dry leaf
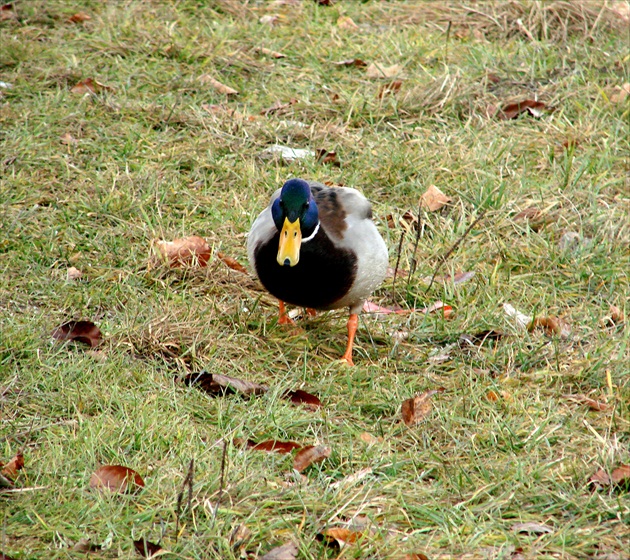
[333,58,367,67]
[283,389,322,410]
[242,440,302,453]
[216,251,248,274]
[497,99,550,120]
[337,16,359,29]
[511,522,553,534]
[609,304,624,325]
[260,98,298,116]
[562,394,610,412]
[70,78,114,95]
[52,320,102,347]
[184,371,268,397]
[422,301,453,318]
[256,47,286,59]
[259,541,298,560]
[68,11,91,23]
[366,62,403,79]
[153,235,210,267]
[1,452,24,480]
[378,80,403,98]
[60,132,78,145]
[66,266,82,281]
[402,555,429,560]
[529,316,571,339]
[293,444,331,472]
[420,185,451,212]
[89,465,144,493]
[199,74,238,95]
[133,538,163,558]
[609,82,630,104]
[401,389,444,427]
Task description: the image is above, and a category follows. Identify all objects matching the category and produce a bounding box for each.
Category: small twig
[425,209,487,292]
[164,97,180,126]
[406,205,423,292]
[175,458,194,542]
[444,20,452,66]
[391,229,406,302]
[212,438,228,526]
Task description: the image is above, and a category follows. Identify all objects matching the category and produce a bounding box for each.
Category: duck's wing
[308,182,374,244]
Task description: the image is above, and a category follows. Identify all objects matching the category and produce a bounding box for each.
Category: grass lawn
[1,1,629,558]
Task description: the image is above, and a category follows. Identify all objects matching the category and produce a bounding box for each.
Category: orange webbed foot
[305,308,318,318]
[278,301,296,326]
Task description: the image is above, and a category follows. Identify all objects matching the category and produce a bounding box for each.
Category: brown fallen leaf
[243,440,302,453]
[70,78,114,95]
[199,74,238,95]
[529,316,571,339]
[513,207,541,221]
[89,465,144,493]
[256,46,286,59]
[229,523,252,549]
[72,538,101,552]
[609,82,630,104]
[420,185,451,212]
[366,62,403,79]
[60,132,78,145]
[283,389,322,410]
[511,522,553,534]
[153,235,210,267]
[1,452,24,480]
[52,320,102,348]
[590,464,630,490]
[459,330,506,347]
[133,538,163,558]
[609,304,624,325]
[66,266,83,281]
[401,389,443,427]
[293,445,331,472]
[337,16,359,30]
[216,251,248,274]
[401,555,429,560]
[183,371,268,397]
[260,98,298,116]
[497,99,550,120]
[423,301,453,318]
[259,541,298,560]
[486,390,500,402]
[562,394,610,412]
[333,58,367,67]
[68,11,91,23]
[0,3,17,21]
[316,148,340,166]
[378,80,402,98]
[359,432,382,444]
[319,527,362,548]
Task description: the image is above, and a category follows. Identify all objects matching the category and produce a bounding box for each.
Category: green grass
[1,1,629,558]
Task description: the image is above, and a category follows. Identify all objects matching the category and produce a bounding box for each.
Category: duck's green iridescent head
[271,179,319,267]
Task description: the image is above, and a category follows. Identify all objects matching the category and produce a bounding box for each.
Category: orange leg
[340,313,358,366]
[305,308,318,317]
[278,301,295,325]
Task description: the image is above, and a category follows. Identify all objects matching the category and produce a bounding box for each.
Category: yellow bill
[277,217,301,266]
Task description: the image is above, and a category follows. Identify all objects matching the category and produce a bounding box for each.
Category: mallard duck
[247,178,388,365]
